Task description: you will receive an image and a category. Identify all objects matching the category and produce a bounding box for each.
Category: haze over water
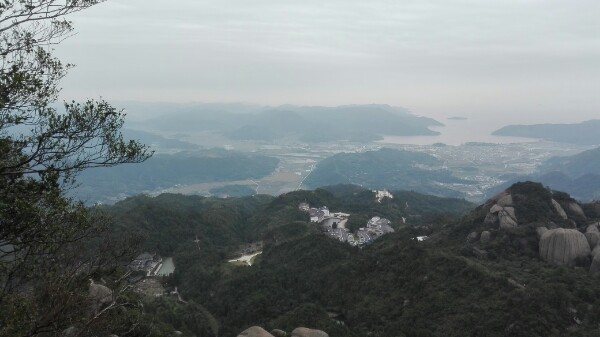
[379,118,536,146]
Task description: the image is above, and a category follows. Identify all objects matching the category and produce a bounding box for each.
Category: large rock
[590,254,600,274]
[551,199,568,220]
[498,210,518,229]
[291,328,329,337]
[497,194,513,207]
[271,330,287,337]
[63,327,79,337]
[484,212,498,225]
[566,202,586,219]
[585,231,600,249]
[539,228,591,267]
[536,227,548,239]
[467,232,478,243]
[89,282,112,307]
[480,231,491,243]
[238,327,275,337]
[490,204,504,214]
[593,245,600,257]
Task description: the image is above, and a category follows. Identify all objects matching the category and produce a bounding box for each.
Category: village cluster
[299,201,395,246]
[129,252,163,277]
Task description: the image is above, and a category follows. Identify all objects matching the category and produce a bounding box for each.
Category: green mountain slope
[303,148,472,197]
[100,183,600,337]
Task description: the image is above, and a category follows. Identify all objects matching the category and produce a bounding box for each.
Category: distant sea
[379,118,536,146]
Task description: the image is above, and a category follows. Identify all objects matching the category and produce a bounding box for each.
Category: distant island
[447,116,468,120]
[493,120,600,145]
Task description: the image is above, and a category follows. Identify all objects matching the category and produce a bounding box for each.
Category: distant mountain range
[122,128,199,150]
[493,120,600,145]
[303,148,473,197]
[125,103,443,143]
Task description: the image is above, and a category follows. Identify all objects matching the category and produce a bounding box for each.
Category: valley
[141,137,588,203]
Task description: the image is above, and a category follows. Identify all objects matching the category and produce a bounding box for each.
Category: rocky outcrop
[484,212,498,225]
[536,227,548,239]
[498,210,518,229]
[89,281,112,313]
[291,328,329,337]
[539,228,591,267]
[593,245,600,258]
[480,231,491,243]
[566,202,586,219]
[551,199,568,220]
[484,193,519,229]
[584,224,600,249]
[585,233,600,249]
[591,246,600,274]
[497,194,513,207]
[238,327,275,337]
[271,330,287,337]
[467,232,478,243]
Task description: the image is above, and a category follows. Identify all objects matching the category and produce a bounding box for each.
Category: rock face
[566,202,586,219]
[467,232,478,243]
[536,227,548,239]
[551,199,568,220]
[539,228,591,267]
[497,194,513,207]
[498,210,518,229]
[291,328,329,337]
[484,193,519,229]
[590,252,600,274]
[89,282,112,312]
[480,231,491,243]
[585,232,600,249]
[238,327,275,337]
[271,329,287,337]
[584,224,600,248]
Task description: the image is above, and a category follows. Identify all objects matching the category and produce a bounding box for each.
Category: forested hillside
[101,183,600,337]
[303,148,471,197]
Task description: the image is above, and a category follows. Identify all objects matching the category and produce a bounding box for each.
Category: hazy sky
[57,0,599,123]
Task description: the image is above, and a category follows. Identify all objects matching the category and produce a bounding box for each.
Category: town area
[299,197,395,246]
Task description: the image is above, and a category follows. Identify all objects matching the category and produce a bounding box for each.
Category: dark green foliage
[508,182,555,224]
[103,193,274,254]
[98,183,600,337]
[144,297,219,337]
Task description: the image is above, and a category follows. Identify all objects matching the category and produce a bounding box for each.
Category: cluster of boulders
[469,188,600,272]
[483,193,518,229]
[238,326,328,337]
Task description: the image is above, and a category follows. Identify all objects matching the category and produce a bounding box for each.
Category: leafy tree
[0,1,152,336]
